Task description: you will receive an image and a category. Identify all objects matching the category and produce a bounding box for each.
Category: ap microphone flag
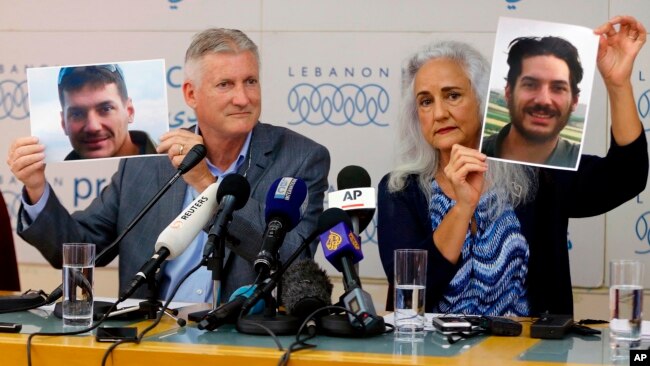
[328,187,376,211]
[328,166,376,233]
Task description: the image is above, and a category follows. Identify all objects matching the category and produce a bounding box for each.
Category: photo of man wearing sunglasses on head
[57,64,157,160]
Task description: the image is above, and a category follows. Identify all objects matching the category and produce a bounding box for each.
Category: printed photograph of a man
[480,17,599,170]
[27,59,169,163]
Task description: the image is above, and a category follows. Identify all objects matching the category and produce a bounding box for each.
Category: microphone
[197,284,265,331]
[177,144,208,174]
[156,181,221,259]
[96,144,207,265]
[319,208,363,290]
[202,174,251,256]
[318,208,379,329]
[119,180,221,302]
[327,165,376,235]
[239,207,344,317]
[281,259,332,321]
[253,177,308,275]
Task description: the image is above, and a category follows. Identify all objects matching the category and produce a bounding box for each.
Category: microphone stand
[235,230,325,335]
[320,230,385,338]
[197,229,319,332]
[236,259,300,336]
[188,230,227,322]
[211,234,226,309]
[107,274,183,325]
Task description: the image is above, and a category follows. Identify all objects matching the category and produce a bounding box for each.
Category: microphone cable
[197,271,263,331]
[100,247,264,365]
[27,265,181,366]
[233,289,285,352]
[24,146,209,366]
[0,288,55,314]
[27,271,166,365]
[277,305,394,366]
[100,256,203,366]
[26,299,121,366]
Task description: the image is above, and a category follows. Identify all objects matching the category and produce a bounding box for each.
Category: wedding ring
[178,144,184,156]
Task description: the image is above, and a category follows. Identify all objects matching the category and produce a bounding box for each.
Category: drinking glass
[609,259,643,342]
[62,243,95,327]
[394,249,427,333]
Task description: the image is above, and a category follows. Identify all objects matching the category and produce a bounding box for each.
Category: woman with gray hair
[378,15,648,317]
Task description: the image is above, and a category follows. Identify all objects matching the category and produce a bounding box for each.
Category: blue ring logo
[288,83,389,127]
[361,216,378,245]
[0,79,29,120]
[635,211,650,254]
[505,0,521,10]
[639,88,650,122]
[168,0,183,10]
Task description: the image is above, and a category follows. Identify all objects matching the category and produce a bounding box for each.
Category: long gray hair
[388,40,537,212]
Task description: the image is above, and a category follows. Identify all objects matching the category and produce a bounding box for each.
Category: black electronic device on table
[0,322,21,333]
[481,316,523,336]
[95,326,138,342]
[432,315,523,337]
[431,316,473,334]
[530,314,573,339]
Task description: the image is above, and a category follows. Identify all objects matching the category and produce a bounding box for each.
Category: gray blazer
[19,122,331,300]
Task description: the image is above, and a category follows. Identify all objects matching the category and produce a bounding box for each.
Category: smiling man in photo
[58,64,156,160]
[482,36,583,168]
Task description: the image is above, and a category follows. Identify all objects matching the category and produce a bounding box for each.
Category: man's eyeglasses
[57,64,125,85]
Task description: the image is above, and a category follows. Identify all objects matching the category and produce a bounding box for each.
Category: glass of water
[609,259,643,342]
[62,243,95,327]
[394,249,427,333]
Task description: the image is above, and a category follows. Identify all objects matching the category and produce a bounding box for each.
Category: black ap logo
[343,190,363,201]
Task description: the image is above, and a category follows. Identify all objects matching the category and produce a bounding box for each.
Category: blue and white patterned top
[430,180,530,316]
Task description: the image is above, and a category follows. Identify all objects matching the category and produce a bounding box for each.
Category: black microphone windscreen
[317,207,352,233]
[281,259,333,320]
[217,174,251,209]
[337,165,371,190]
[178,144,207,174]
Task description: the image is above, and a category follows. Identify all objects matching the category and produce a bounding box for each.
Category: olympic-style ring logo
[168,0,183,10]
[287,83,389,127]
[639,89,650,129]
[0,79,29,120]
[361,216,378,245]
[635,211,650,254]
[505,0,521,10]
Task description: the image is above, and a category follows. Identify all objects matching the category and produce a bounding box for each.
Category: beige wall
[18,263,623,320]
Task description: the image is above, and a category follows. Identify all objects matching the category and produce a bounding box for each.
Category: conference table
[0,303,643,366]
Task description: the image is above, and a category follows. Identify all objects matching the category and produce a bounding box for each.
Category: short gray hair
[184,28,259,85]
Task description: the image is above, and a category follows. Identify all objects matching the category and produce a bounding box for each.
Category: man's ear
[183,80,197,109]
[126,98,135,124]
[571,94,579,112]
[504,83,512,104]
[60,111,68,136]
